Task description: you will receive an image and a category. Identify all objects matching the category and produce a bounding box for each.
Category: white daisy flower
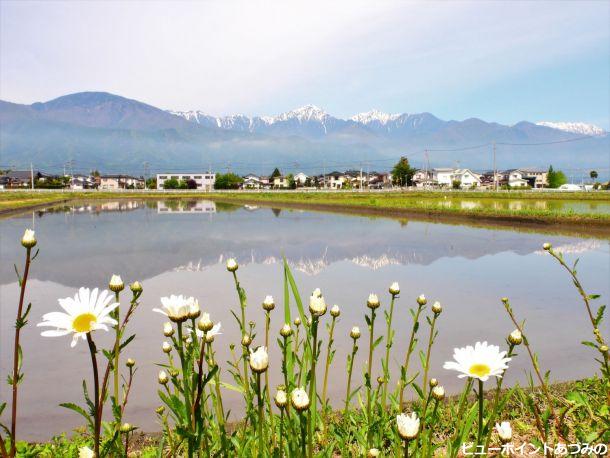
[193,322,222,340]
[37,287,118,348]
[495,421,512,442]
[443,341,511,382]
[154,295,191,322]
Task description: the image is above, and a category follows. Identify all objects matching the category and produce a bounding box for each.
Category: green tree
[452,180,462,189]
[286,174,296,189]
[547,165,567,188]
[146,177,157,189]
[270,168,281,179]
[214,173,243,189]
[162,178,180,189]
[590,170,598,180]
[391,157,416,186]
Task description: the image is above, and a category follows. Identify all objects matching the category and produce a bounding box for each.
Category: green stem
[399,303,424,410]
[279,410,284,458]
[256,372,264,458]
[321,316,336,423]
[477,379,484,449]
[113,291,120,404]
[264,312,275,447]
[9,246,31,458]
[366,307,377,447]
[422,314,438,391]
[382,294,396,410]
[343,337,358,415]
[86,334,101,458]
[300,412,307,458]
[307,316,319,458]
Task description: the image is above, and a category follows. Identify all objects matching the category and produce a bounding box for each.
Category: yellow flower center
[72,313,97,333]
[469,363,491,378]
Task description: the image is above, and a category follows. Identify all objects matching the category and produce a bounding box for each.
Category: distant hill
[1,92,607,175]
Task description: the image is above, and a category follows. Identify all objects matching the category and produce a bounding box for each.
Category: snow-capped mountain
[536,121,605,136]
[350,109,402,125]
[3,92,609,174]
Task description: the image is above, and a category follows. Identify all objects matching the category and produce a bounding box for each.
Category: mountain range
[1,92,607,175]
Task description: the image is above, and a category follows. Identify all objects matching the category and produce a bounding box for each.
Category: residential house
[272,175,290,189]
[327,171,347,189]
[101,175,145,190]
[0,170,52,188]
[431,168,456,187]
[242,175,264,189]
[451,169,481,188]
[503,170,529,188]
[70,175,97,190]
[294,172,309,187]
[156,173,215,191]
[518,168,548,188]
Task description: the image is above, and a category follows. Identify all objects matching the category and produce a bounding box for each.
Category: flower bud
[312,288,322,298]
[249,346,269,373]
[155,406,165,415]
[241,334,252,347]
[120,423,133,433]
[542,242,551,251]
[130,281,143,293]
[306,316,312,327]
[162,341,171,354]
[368,449,381,458]
[109,274,125,293]
[262,295,275,312]
[330,304,340,317]
[389,282,400,295]
[429,378,438,388]
[508,329,523,346]
[163,322,174,337]
[294,317,302,326]
[599,345,608,353]
[158,370,169,385]
[198,313,214,332]
[186,298,201,319]
[275,388,288,408]
[501,297,509,304]
[432,385,445,401]
[169,368,179,377]
[280,323,293,337]
[431,301,442,315]
[21,229,37,248]
[367,294,380,309]
[226,258,238,272]
[350,326,361,339]
[205,333,215,343]
[416,294,427,306]
[376,376,384,384]
[291,387,310,411]
[309,291,327,316]
[126,358,135,368]
[397,412,420,440]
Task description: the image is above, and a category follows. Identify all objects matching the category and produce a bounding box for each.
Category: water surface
[1,200,608,440]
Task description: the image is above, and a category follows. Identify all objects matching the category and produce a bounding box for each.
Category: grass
[15,377,605,457]
[1,190,609,225]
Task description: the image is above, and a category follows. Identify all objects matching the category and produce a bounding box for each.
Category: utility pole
[359,164,363,192]
[323,160,326,190]
[143,162,150,190]
[30,162,34,190]
[492,141,497,191]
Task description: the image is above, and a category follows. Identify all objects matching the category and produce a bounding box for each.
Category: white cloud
[0,0,607,120]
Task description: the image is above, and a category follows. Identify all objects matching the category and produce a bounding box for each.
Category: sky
[1,1,609,128]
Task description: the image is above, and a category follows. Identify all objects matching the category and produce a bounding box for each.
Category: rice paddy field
[0,196,608,457]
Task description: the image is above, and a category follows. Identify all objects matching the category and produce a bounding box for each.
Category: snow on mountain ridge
[536,121,605,136]
[350,109,402,125]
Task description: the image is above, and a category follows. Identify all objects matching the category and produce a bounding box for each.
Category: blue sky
[1,1,608,128]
